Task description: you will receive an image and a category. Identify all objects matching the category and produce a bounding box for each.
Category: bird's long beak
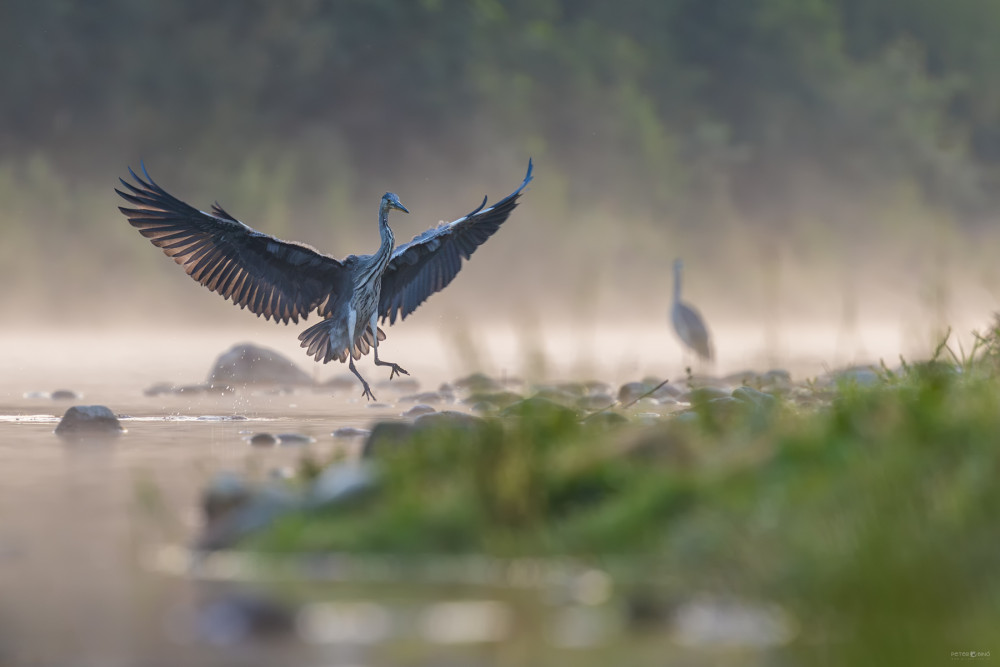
[396,202,410,214]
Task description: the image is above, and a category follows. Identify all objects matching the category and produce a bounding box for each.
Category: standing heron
[116,160,533,400]
[671,258,714,363]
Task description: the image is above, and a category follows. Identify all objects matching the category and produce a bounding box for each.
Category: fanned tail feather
[298,318,386,364]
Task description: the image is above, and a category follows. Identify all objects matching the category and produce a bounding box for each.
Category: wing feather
[116,164,350,324]
[378,160,533,325]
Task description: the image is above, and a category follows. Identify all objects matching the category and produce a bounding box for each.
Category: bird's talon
[361,385,377,402]
[389,364,410,380]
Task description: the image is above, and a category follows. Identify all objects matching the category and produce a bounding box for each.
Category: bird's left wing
[116,165,350,325]
[378,159,533,325]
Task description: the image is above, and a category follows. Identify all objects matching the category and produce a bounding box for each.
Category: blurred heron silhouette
[117,160,533,400]
[671,258,714,365]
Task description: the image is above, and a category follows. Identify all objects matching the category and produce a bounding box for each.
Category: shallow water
[0,322,956,664]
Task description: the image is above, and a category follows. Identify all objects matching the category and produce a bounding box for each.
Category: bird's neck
[673,267,682,303]
[376,204,396,257]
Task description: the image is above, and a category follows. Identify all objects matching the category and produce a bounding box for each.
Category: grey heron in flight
[671,258,714,363]
[116,160,533,400]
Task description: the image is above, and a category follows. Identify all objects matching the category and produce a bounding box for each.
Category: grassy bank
[239,327,1000,662]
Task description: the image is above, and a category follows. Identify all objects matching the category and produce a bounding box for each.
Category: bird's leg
[370,313,409,380]
[349,356,376,401]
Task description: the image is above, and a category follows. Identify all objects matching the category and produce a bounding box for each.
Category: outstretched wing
[378,159,533,325]
[116,164,350,325]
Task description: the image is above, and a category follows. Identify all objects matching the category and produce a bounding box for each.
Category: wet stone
[275,432,315,445]
[202,472,253,523]
[54,405,125,439]
[50,389,81,400]
[583,380,614,396]
[198,484,300,550]
[532,387,580,406]
[462,391,522,410]
[362,421,416,458]
[651,383,684,400]
[833,366,880,386]
[761,369,792,388]
[402,404,436,418]
[618,381,655,405]
[553,382,588,397]
[732,386,776,409]
[208,342,313,387]
[577,394,614,411]
[249,432,280,447]
[502,396,581,421]
[332,427,370,439]
[679,387,732,403]
[413,410,485,431]
[190,593,296,645]
[452,373,502,393]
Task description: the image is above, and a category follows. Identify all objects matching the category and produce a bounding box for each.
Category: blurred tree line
[3,0,1000,325]
[3,0,999,223]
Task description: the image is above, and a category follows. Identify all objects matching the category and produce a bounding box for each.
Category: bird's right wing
[116,165,349,324]
[378,159,533,325]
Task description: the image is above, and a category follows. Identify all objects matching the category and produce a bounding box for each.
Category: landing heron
[671,258,714,363]
[116,160,533,400]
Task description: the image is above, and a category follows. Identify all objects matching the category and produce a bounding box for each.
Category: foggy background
[4,0,1000,370]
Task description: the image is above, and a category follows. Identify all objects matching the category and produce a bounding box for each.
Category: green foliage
[249,329,1000,662]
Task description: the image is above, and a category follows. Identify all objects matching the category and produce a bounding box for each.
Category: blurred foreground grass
[243,325,1000,663]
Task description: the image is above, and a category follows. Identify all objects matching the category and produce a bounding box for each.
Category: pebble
[50,389,81,400]
[249,433,280,447]
[678,387,731,403]
[452,373,502,393]
[402,404,436,418]
[617,382,652,404]
[332,427,370,439]
[201,472,253,522]
[187,593,296,645]
[198,484,299,550]
[502,396,580,421]
[413,410,485,431]
[462,391,522,410]
[731,386,777,409]
[275,432,315,445]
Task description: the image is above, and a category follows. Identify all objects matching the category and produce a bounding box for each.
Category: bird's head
[381,192,410,214]
[674,258,684,273]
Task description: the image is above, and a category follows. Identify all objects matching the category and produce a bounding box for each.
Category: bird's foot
[360,383,377,402]
[387,363,410,380]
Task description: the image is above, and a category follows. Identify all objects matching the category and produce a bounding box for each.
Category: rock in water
[208,343,313,387]
[54,405,125,438]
